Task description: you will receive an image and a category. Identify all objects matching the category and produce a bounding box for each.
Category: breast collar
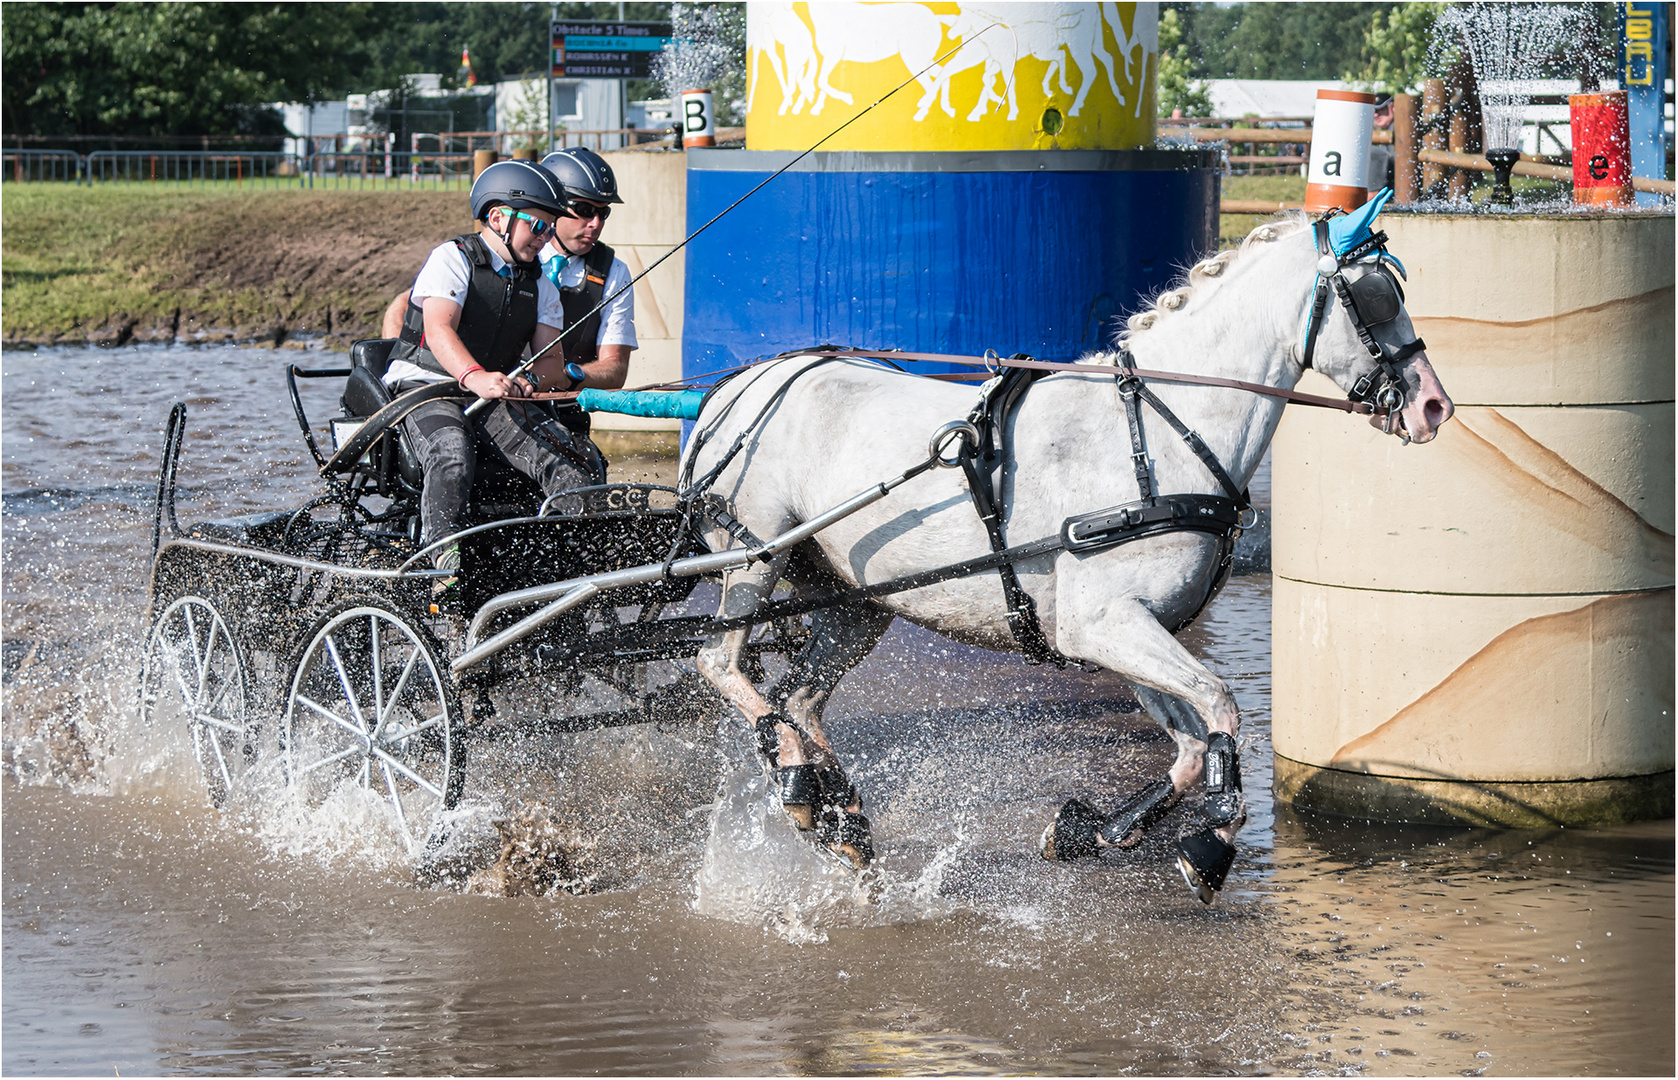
[1298,216,1427,439]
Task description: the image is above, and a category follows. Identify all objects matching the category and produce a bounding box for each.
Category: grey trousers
[398,390,606,548]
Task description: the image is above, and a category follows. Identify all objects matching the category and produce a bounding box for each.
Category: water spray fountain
[1430,2,1595,207]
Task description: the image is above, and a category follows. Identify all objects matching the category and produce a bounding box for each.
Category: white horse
[917,9,1019,122]
[805,2,951,116]
[680,202,1454,902]
[747,2,818,117]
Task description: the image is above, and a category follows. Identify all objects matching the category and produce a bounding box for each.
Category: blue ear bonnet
[1327,188,1391,255]
[1326,188,1405,276]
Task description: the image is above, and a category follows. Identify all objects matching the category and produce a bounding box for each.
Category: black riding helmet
[468,159,566,264]
[540,147,625,207]
[469,158,567,220]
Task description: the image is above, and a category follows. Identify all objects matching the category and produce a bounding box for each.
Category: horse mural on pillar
[682,194,1456,902]
[744,1,1159,151]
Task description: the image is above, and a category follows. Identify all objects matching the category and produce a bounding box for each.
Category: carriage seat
[339,338,546,520]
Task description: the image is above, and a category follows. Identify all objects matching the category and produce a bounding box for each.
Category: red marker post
[1569,90,1634,207]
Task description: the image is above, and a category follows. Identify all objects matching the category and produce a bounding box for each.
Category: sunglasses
[503,209,554,237]
[565,199,611,222]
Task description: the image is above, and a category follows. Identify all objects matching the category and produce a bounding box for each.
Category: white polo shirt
[384,240,564,386]
[540,240,638,350]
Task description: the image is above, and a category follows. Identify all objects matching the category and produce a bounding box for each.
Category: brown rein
[520,348,1377,416]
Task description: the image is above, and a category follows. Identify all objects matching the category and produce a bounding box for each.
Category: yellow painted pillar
[744,2,1158,151]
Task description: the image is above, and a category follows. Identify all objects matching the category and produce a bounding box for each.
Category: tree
[1347,2,1446,95]
[0,1,673,138]
[3,3,386,136]
[1163,2,1395,80]
[1157,7,1214,118]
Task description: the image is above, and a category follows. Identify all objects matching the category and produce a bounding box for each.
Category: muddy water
[3,345,1672,1076]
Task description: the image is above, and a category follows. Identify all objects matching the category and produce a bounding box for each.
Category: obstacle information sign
[551,20,672,78]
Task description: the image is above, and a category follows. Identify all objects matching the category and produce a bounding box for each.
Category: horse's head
[1297,191,1454,444]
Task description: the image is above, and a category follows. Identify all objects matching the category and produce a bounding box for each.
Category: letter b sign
[681,88,715,147]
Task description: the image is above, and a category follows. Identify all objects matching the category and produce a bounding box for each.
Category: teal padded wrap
[576,389,704,419]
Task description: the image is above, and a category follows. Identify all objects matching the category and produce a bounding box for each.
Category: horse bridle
[1299,217,1428,442]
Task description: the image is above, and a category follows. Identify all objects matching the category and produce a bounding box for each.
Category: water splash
[651,3,747,123]
[1431,2,1595,151]
[692,727,964,942]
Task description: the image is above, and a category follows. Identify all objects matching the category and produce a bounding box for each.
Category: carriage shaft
[452,583,602,675]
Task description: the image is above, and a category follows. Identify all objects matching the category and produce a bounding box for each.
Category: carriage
[137,339,807,844]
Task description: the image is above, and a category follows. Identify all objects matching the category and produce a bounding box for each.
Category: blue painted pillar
[1620,1,1671,207]
[682,150,1219,376]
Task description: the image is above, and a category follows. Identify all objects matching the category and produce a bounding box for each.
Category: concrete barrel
[1272,212,1674,826]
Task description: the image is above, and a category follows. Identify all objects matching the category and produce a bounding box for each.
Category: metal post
[1447,95,1470,201]
[550,1,557,154]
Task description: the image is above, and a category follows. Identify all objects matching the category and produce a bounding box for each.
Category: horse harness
[956,352,1253,666]
[1300,218,1427,441]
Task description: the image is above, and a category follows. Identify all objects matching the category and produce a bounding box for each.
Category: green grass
[1219,173,1308,248]
[1,183,462,345]
[1,185,233,334]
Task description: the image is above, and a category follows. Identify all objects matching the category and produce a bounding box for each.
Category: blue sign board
[551,20,672,79]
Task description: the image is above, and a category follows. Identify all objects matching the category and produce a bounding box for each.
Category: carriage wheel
[138,595,253,807]
[283,600,463,845]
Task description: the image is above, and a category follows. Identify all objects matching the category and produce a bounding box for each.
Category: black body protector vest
[556,241,615,364]
[389,232,540,377]
[549,240,616,438]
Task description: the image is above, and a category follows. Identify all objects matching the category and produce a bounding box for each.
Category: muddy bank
[2,187,471,350]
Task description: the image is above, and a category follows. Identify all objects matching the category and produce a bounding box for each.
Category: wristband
[456,365,485,388]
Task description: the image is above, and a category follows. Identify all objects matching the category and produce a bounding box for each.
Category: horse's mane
[1091,212,1312,360]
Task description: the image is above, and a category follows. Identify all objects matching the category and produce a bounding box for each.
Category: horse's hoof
[1175,829,1237,905]
[817,807,875,869]
[1041,798,1103,861]
[778,764,820,831]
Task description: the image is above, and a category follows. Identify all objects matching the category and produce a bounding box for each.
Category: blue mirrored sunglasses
[506,209,554,237]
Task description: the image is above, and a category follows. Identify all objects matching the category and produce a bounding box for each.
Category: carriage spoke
[295,743,363,776]
[191,711,246,735]
[370,620,385,732]
[205,728,235,794]
[373,652,423,739]
[181,604,207,694]
[167,660,199,712]
[295,693,373,746]
[379,710,447,743]
[364,744,444,799]
[381,760,411,834]
[205,672,239,714]
[322,633,370,733]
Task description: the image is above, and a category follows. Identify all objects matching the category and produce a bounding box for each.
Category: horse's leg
[763,601,894,865]
[693,554,820,821]
[1040,596,1246,903]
